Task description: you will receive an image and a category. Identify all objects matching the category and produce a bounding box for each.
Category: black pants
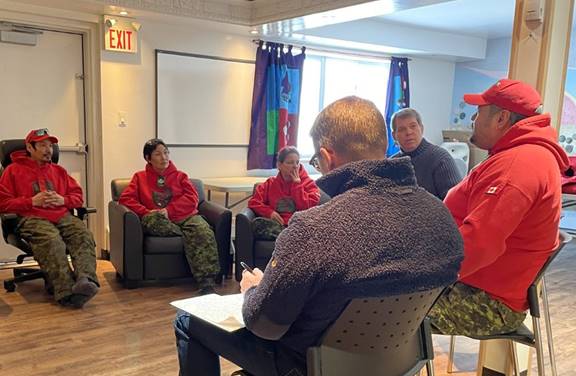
[174,311,306,376]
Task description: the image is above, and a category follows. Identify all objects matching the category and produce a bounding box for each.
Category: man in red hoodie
[429,79,570,336]
[0,129,99,308]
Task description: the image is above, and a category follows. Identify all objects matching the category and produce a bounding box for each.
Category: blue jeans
[174,311,306,376]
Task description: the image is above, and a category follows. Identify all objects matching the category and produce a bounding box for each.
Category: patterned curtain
[385,57,410,156]
[247,41,306,170]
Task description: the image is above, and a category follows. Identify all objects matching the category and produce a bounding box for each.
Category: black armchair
[0,139,96,293]
[234,186,330,281]
[109,178,232,288]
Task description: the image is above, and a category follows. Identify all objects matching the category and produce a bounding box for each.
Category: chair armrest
[0,213,18,220]
[74,207,97,220]
[0,213,31,255]
[235,208,256,281]
[198,200,229,228]
[198,200,232,277]
[239,207,256,221]
[108,201,144,281]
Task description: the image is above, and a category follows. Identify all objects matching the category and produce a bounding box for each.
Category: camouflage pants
[16,214,98,302]
[141,212,219,286]
[428,282,526,336]
[252,217,285,241]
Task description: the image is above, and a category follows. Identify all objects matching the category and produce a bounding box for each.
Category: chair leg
[533,316,546,376]
[509,340,521,376]
[426,359,435,376]
[541,277,557,376]
[447,335,456,373]
[12,269,45,283]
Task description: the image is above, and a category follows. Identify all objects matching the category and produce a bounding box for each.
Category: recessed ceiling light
[119,10,128,16]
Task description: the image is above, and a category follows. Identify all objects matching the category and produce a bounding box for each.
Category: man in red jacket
[429,79,570,336]
[0,129,98,308]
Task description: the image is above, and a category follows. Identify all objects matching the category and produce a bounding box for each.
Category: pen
[240,261,254,275]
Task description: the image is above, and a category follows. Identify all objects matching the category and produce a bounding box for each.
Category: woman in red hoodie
[248,146,321,240]
[118,139,219,292]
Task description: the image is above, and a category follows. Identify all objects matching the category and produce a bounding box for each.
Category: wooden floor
[1,246,575,376]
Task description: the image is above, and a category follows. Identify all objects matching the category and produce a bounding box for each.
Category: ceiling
[374,0,515,39]
[259,0,515,61]
[1,0,517,61]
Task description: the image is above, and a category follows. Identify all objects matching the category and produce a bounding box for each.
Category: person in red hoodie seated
[248,146,320,240]
[119,139,219,293]
[0,129,99,308]
[428,79,570,336]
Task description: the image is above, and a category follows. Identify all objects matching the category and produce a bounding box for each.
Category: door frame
[0,6,105,253]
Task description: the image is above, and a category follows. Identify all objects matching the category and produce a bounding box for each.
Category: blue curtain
[385,57,410,156]
[247,42,306,170]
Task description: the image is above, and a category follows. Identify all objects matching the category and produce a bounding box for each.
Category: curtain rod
[251,39,411,61]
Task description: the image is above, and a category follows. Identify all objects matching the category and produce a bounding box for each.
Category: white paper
[171,293,245,332]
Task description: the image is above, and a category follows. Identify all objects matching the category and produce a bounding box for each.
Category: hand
[43,191,65,207]
[151,208,169,218]
[270,211,284,225]
[240,267,264,293]
[31,191,49,207]
[289,168,301,184]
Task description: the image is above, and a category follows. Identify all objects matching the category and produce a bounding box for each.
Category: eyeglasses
[309,152,320,171]
[35,128,49,136]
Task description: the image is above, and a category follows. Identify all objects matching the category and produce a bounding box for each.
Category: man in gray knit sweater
[174,97,464,376]
[392,108,463,199]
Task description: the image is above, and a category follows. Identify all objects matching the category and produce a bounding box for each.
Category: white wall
[409,57,456,144]
[101,20,254,210]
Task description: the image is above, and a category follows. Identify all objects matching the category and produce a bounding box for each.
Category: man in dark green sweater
[392,108,463,199]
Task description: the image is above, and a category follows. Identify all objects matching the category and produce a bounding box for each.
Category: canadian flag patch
[486,186,498,194]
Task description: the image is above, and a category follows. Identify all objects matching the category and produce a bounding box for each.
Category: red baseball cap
[25,128,58,144]
[463,79,543,117]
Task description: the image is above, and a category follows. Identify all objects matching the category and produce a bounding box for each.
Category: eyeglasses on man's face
[309,152,320,171]
[35,128,49,136]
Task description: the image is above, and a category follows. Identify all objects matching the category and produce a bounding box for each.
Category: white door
[0,27,88,262]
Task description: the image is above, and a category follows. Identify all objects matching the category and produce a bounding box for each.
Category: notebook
[171,293,245,332]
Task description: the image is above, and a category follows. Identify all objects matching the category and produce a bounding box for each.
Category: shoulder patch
[484,181,507,195]
[486,186,498,195]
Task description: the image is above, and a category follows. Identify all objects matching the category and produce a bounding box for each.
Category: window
[297,52,391,157]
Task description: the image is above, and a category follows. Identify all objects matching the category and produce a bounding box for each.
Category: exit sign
[104,16,138,53]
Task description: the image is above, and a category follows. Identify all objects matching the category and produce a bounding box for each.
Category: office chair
[109,178,232,288]
[447,231,572,376]
[307,286,444,376]
[0,139,95,293]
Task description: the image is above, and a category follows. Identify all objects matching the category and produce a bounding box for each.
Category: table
[202,177,270,209]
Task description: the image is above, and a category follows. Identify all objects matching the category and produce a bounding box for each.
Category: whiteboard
[156,50,255,146]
